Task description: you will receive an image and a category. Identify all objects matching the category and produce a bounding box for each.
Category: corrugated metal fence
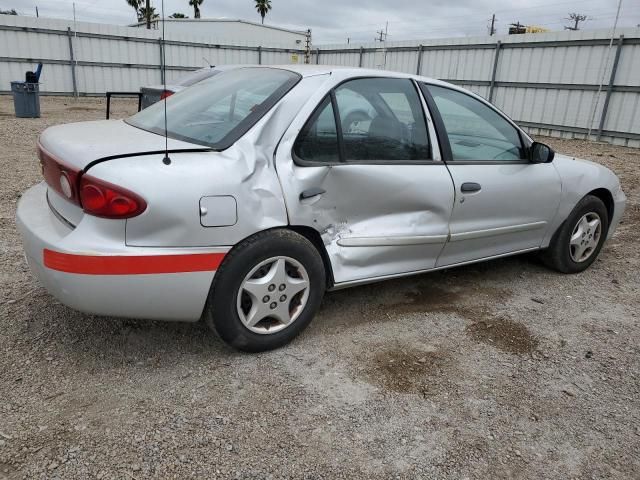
[316,29,640,147]
[0,16,307,96]
[1,15,639,147]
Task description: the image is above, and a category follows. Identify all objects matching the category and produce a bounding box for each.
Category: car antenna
[161,0,171,165]
[202,56,213,68]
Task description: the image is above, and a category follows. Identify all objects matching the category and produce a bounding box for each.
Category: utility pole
[35,6,39,17]
[146,0,151,29]
[373,22,389,69]
[384,21,388,68]
[304,29,312,64]
[565,13,588,31]
[375,24,388,43]
[489,14,496,35]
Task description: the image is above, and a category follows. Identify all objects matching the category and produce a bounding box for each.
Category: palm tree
[254,0,272,24]
[189,0,203,19]
[138,5,159,22]
[126,0,142,21]
[170,12,188,18]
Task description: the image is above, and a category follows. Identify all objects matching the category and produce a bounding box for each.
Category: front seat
[368,115,404,159]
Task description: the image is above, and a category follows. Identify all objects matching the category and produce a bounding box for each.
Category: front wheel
[541,195,609,274]
[204,229,326,352]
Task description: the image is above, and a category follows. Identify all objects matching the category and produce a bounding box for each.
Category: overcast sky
[1,0,638,44]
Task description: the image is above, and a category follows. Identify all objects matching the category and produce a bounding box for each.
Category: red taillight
[159,90,173,100]
[38,143,81,204]
[79,175,147,219]
[38,142,146,219]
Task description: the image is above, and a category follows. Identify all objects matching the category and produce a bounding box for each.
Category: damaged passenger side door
[276,77,455,285]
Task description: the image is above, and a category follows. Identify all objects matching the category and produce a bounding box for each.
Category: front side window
[127,68,300,149]
[293,78,431,164]
[426,85,525,161]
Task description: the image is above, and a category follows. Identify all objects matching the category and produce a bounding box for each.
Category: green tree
[125,0,142,20]
[0,8,18,15]
[254,0,272,24]
[189,0,203,19]
[170,12,188,18]
[138,5,159,23]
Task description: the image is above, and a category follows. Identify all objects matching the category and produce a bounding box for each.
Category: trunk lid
[39,119,202,171]
[39,119,204,227]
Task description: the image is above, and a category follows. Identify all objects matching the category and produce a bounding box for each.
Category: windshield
[126,67,301,149]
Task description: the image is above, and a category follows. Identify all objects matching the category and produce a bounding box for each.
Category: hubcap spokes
[237,257,310,335]
[569,212,602,263]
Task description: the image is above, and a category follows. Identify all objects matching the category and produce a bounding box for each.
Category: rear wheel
[204,229,326,352]
[541,195,609,274]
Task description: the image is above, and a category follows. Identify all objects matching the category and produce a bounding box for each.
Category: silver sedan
[16,66,626,351]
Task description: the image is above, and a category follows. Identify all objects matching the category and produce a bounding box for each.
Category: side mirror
[530,142,555,163]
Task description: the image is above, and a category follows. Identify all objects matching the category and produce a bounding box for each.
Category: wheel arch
[288,225,335,289]
[587,188,614,229]
[207,226,334,303]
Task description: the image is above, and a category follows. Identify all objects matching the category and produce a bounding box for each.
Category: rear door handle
[460,182,482,193]
[300,187,326,200]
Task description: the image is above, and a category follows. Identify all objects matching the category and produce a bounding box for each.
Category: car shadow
[24,252,550,371]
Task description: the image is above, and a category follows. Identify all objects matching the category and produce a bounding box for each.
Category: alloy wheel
[236,256,310,335]
[569,212,602,263]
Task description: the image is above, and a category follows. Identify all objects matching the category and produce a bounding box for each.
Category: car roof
[241,64,449,87]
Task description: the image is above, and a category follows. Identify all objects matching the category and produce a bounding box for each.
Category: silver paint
[16,66,627,323]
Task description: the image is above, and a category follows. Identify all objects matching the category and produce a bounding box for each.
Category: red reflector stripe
[43,249,225,275]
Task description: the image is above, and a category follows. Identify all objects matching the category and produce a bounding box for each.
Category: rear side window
[293,77,431,164]
[293,96,340,164]
[336,78,430,162]
[127,68,300,150]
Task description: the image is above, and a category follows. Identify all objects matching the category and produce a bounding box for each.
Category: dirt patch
[466,317,539,355]
[66,106,102,112]
[2,97,640,479]
[365,346,455,397]
[382,284,463,315]
[616,204,639,241]
[379,283,511,316]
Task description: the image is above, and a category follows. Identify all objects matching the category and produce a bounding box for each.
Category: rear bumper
[16,182,228,322]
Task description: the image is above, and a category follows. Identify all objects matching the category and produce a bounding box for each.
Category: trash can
[11,81,41,118]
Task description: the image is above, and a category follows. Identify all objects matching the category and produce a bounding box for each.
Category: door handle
[460,182,482,193]
[300,187,326,200]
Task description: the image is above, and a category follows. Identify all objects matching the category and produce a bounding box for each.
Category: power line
[328,6,638,43]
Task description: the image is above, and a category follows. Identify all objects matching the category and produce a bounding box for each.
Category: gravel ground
[1,96,639,479]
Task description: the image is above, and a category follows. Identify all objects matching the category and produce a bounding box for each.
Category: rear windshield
[126,67,301,150]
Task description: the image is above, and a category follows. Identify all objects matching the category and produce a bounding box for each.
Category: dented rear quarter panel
[88,75,331,248]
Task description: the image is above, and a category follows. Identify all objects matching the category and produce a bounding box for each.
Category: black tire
[541,195,609,274]
[204,229,326,352]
